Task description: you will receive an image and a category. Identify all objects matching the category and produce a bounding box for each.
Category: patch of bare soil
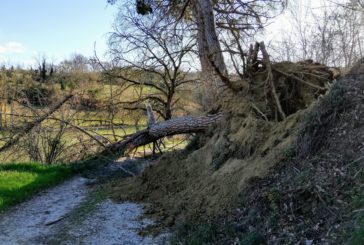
[197,62,364,244]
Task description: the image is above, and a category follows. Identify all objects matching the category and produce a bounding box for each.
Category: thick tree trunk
[97,113,222,159]
[192,0,233,109]
[197,0,228,77]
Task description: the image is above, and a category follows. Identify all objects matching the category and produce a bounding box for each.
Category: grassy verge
[0,162,73,212]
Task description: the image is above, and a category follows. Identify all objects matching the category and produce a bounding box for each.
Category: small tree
[22,122,67,164]
[34,55,55,82]
[105,5,197,120]
[270,0,364,67]
[58,53,90,73]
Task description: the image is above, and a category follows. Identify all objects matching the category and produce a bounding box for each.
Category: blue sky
[0,0,117,67]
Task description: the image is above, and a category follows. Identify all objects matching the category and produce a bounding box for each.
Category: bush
[19,84,55,107]
[21,122,67,164]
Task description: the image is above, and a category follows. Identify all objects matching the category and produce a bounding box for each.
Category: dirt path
[0,176,168,245]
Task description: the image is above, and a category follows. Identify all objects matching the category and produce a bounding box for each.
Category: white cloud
[0,42,25,53]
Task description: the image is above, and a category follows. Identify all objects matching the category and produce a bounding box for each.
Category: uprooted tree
[107,0,287,105]
[93,0,335,160]
[94,47,337,161]
[0,48,336,163]
[0,1,338,163]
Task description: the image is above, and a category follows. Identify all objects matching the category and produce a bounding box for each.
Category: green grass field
[0,162,72,212]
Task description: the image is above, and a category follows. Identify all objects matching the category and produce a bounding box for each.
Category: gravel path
[0,176,168,245]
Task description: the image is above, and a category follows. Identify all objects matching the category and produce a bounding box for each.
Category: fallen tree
[88,42,339,163]
[96,113,223,160]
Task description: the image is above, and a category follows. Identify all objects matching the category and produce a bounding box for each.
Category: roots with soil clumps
[246,41,338,122]
[108,44,341,235]
[107,44,333,230]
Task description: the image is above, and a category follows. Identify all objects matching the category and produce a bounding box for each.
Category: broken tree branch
[273,68,327,91]
[0,95,73,153]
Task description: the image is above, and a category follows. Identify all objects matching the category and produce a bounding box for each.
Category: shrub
[19,84,55,107]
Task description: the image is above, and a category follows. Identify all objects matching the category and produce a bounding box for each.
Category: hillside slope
[221,62,364,244]
[109,59,364,243]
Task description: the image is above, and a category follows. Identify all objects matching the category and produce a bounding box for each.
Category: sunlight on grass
[0,162,72,212]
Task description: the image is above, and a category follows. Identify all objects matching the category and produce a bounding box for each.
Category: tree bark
[146,104,156,125]
[96,113,222,159]
[197,0,228,77]
[192,0,231,108]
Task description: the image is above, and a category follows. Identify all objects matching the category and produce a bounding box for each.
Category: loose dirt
[108,61,340,228]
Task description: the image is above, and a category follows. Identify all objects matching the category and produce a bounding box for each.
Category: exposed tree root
[259,42,286,120]
[273,68,326,91]
[245,41,337,121]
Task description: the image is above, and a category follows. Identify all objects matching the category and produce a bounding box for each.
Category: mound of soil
[218,65,364,244]
[108,61,338,228]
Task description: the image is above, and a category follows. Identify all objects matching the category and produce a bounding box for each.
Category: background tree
[105,4,197,120]
[108,0,286,109]
[58,53,91,73]
[270,0,364,67]
[34,55,55,82]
